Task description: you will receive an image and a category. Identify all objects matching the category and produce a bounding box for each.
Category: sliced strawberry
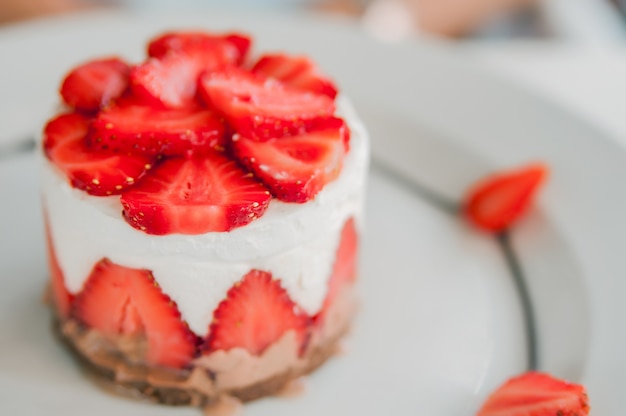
[43,113,153,196]
[223,33,253,65]
[130,54,199,109]
[252,54,338,99]
[44,221,73,318]
[232,118,347,202]
[72,258,197,368]
[60,57,130,112]
[147,31,249,64]
[89,103,226,156]
[315,218,358,325]
[132,35,239,109]
[205,270,310,356]
[120,153,271,235]
[464,163,548,232]
[477,372,590,416]
[199,67,336,141]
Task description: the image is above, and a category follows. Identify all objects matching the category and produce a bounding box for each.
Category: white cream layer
[41,97,369,336]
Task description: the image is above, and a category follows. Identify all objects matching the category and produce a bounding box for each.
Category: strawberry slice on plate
[204,269,311,356]
[252,53,338,99]
[464,163,548,232]
[89,103,226,156]
[43,113,153,196]
[131,34,241,109]
[477,372,590,416]
[232,118,348,203]
[199,67,336,141]
[72,258,197,368]
[120,152,271,235]
[147,31,250,65]
[60,57,130,112]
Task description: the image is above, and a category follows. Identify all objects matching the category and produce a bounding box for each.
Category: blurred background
[3,0,626,143]
[1,0,625,42]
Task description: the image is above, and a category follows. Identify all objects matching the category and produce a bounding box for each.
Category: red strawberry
[120,153,271,235]
[198,67,336,141]
[131,35,240,109]
[72,258,197,368]
[223,33,253,65]
[44,221,73,318]
[205,270,310,355]
[252,54,338,99]
[464,163,548,232]
[60,57,130,112]
[477,372,590,416]
[43,113,153,196]
[232,118,348,202]
[147,31,250,65]
[89,103,226,156]
[315,218,358,325]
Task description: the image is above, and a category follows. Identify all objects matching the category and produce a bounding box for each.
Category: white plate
[0,10,622,415]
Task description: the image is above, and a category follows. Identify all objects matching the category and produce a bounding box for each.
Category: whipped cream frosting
[41,97,369,335]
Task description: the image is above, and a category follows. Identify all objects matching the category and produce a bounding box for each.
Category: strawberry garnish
[60,57,130,112]
[232,118,348,202]
[43,113,153,196]
[44,221,73,318]
[477,372,590,416]
[315,218,358,326]
[72,258,197,368]
[464,163,548,232]
[89,103,226,156]
[132,34,240,109]
[205,270,310,356]
[199,67,336,141]
[223,33,252,65]
[252,54,338,99]
[147,31,250,64]
[120,153,271,235]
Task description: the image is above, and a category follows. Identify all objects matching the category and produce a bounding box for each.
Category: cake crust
[51,285,357,407]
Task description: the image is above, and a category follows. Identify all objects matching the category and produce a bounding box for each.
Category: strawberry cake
[40,31,369,406]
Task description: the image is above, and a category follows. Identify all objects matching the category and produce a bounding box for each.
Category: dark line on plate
[0,137,36,161]
[497,232,539,371]
[370,157,459,215]
[372,156,539,371]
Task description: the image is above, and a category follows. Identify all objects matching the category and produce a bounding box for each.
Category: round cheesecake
[41,31,369,406]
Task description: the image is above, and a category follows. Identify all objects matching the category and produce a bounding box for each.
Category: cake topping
[46,30,348,234]
[232,117,349,203]
[43,113,154,196]
[146,32,250,63]
[251,53,338,99]
[205,270,311,356]
[199,67,336,141]
[120,153,271,235]
[131,33,247,109]
[72,258,198,368]
[477,371,590,416]
[89,103,226,156]
[60,57,130,112]
[464,163,548,232]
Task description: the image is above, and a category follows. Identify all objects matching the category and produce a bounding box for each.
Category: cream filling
[41,97,369,336]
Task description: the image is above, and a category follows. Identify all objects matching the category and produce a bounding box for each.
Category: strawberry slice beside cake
[40,29,369,408]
